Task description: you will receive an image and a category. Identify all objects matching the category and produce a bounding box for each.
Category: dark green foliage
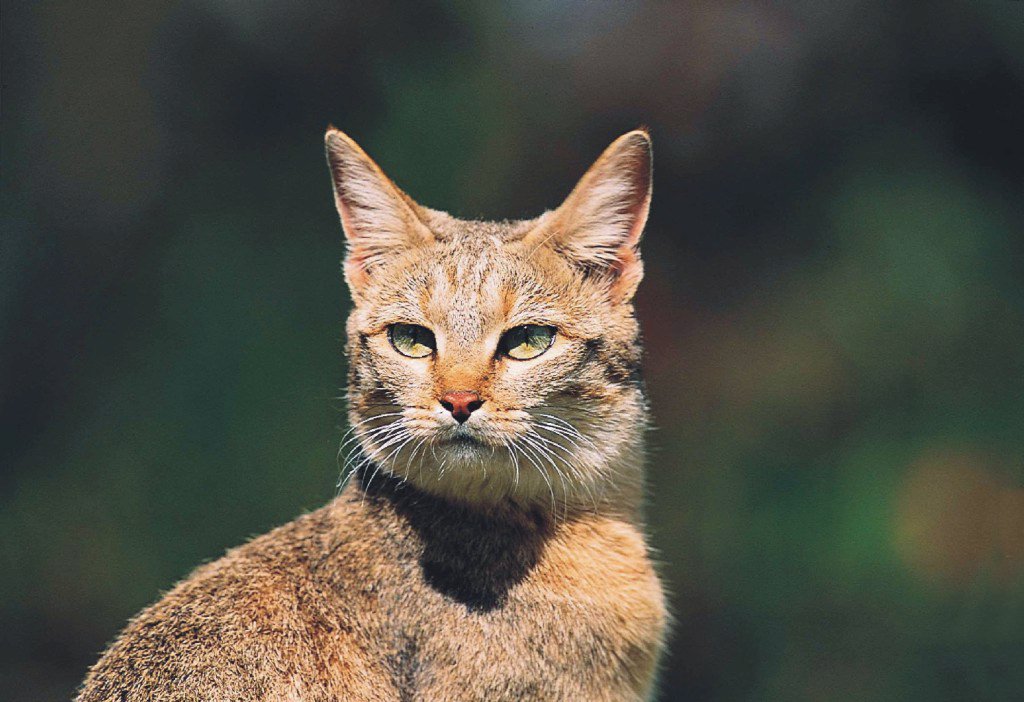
[2,2,1022,700]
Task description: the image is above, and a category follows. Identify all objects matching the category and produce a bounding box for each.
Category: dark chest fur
[79,471,665,701]
[310,472,665,699]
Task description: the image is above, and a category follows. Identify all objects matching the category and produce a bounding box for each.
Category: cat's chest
[389,516,667,700]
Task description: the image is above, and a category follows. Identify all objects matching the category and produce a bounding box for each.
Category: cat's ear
[526,130,651,303]
[325,128,434,294]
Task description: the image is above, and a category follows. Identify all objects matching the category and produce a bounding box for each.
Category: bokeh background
[3,1,1023,700]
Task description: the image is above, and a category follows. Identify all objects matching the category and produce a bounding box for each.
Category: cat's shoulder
[548,511,659,572]
[76,503,363,701]
[534,512,667,620]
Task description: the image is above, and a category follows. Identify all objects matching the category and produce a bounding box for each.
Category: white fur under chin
[355,424,645,512]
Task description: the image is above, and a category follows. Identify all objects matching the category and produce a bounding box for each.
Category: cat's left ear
[525,130,652,303]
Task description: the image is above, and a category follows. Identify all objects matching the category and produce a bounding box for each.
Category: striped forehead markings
[422,249,511,339]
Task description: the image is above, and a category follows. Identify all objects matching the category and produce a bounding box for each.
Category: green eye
[499,325,556,360]
[388,324,436,358]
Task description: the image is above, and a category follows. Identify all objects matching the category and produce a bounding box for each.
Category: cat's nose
[439,391,483,423]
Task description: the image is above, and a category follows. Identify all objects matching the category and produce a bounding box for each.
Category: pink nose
[440,391,483,423]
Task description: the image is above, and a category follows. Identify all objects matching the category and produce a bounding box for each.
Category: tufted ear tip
[324,128,371,174]
[605,129,653,204]
[323,125,344,148]
[622,127,652,146]
[611,128,652,160]
[522,132,653,303]
[324,130,433,298]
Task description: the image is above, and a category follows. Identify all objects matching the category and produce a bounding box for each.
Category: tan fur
[78,130,668,701]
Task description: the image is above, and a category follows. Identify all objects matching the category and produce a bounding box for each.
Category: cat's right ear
[522,130,652,304]
[325,129,433,296]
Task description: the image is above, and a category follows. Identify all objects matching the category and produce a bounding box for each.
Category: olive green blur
[2,2,1022,700]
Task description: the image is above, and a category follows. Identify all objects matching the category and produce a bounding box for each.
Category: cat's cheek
[356,337,433,403]
[376,359,433,396]
[366,335,425,371]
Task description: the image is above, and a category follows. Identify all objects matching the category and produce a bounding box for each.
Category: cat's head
[326,128,652,509]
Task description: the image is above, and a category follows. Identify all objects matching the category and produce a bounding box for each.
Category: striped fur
[77,130,667,702]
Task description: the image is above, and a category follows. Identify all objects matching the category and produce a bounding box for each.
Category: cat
[77,128,668,701]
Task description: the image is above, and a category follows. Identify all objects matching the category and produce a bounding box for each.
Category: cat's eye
[388,324,436,358]
[499,325,556,360]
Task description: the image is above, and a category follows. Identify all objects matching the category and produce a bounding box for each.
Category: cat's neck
[348,440,648,525]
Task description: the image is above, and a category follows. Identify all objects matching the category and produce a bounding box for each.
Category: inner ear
[324,129,434,293]
[523,130,652,302]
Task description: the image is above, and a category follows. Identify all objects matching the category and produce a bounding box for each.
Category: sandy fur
[78,129,668,701]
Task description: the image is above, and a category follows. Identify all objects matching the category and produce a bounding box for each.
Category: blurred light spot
[895,448,1024,585]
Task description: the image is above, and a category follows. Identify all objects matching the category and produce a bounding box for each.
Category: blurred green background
[3,2,1023,700]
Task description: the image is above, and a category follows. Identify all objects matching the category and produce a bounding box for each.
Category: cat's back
[76,498,398,702]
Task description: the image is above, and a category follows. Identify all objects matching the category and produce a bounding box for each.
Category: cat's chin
[429,423,506,450]
[355,414,644,508]
[435,434,491,459]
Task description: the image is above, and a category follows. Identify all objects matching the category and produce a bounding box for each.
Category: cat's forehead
[416,236,560,329]
[422,210,537,244]
[358,224,596,336]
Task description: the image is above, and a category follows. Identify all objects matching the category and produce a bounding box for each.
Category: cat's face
[327,130,652,508]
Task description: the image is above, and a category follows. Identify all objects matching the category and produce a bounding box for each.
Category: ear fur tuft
[525,130,652,302]
[324,129,432,293]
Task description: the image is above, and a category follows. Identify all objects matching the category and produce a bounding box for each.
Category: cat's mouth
[427,421,510,455]
[444,433,483,450]
[441,425,486,446]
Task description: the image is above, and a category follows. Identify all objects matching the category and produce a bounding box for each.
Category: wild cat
[78,128,668,701]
